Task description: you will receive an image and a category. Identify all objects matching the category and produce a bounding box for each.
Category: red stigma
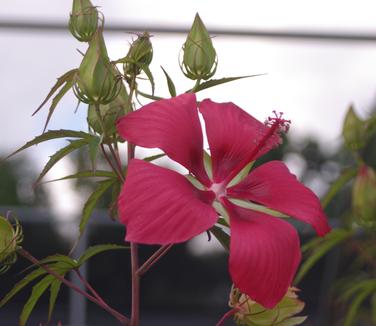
[264,110,291,134]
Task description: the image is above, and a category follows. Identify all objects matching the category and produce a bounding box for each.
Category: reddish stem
[215,308,238,326]
[137,244,173,276]
[101,144,125,182]
[18,248,129,325]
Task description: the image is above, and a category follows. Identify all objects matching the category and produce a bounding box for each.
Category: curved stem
[215,308,238,326]
[18,248,130,325]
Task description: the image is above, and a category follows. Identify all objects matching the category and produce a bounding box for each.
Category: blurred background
[1,0,376,325]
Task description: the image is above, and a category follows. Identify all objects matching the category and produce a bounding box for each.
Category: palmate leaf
[136,89,163,101]
[79,178,116,234]
[48,278,62,321]
[294,228,352,284]
[5,129,93,160]
[19,274,55,326]
[77,244,128,266]
[34,138,92,186]
[161,66,177,97]
[32,69,77,132]
[190,74,264,93]
[88,134,103,171]
[0,268,46,307]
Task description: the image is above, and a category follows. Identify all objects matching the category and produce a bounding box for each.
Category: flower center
[209,182,227,199]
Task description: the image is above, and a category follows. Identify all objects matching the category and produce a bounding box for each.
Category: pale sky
[1,0,376,194]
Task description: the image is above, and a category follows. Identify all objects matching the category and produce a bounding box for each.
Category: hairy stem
[18,248,129,325]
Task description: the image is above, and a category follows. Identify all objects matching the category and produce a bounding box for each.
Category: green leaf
[143,153,166,162]
[43,170,115,184]
[77,244,128,266]
[136,90,163,101]
[138,63,155,95]
[294,229,352,284]
[210,225,229,251]
[79,179,116,234]
[344,284,376,326]
[88,135,103,171]
[321,167,358,208]
[48,278,62,322]
[34,138,91,186]
[229,198,289,218]
[36,254,77,269]
[32,69,77,131]
[161,66,177,97]
[0,268,46,307]
[372,293,376,323]
[189,75,264,93]
[19,274,55,326]
[5,129,93,160]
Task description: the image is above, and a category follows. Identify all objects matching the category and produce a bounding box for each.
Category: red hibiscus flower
[116,93,330,308]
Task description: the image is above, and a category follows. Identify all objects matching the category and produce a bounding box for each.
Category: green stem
[18,248,129,325]
[190,78,201,93]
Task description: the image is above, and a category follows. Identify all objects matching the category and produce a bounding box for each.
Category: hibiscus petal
[224,200,301,308]
[118,159,217,244]
[199,99,280,183]
[117,93,210,185]
[227,161,331,236]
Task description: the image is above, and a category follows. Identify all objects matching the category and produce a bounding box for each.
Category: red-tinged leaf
[5,129,92,160]
[79,179,116,234]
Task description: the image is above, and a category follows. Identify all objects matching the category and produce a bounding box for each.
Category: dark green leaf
[88,135,103,171]
[36,254,77,269]
[0,268,46,307]
[322,167,358,208]
[43,170,115,184]
[210,225,229,251]
[344,284,376,326]
[161,66,176,97]
[48,279,62,322]
[143,153,165,162]
[294,229,352,284]
[5,129,92,160]
[77,244,128,266]
[19,275,55,326]
[189,75,264,93]
[79,179,116,234]
[34,138,91,186]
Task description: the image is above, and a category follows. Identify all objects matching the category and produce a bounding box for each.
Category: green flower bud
[123,32,153,76]
[73,29,121,105]
[342,106,366,150]
[87,81,129,139]
[353,165,376,229]
[0,215,23,273]
[229,286,306,325]
[181,13,217,80]
[69,0,98,42]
